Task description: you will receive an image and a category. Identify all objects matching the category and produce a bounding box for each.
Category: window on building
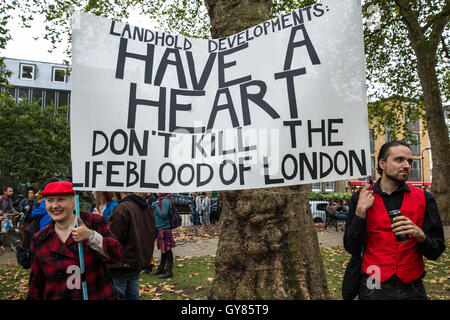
[58,91,70,107]
[405,103,420,131]
[5,87,15,99]
[20,64,35,80]
[386,129,395,142]
[53,68,67,83]
[325,181,334,192]
[32,89,43,106]
[408,159,421,181]
[45,90,56,107]
[17,88,29,102]
[369,129,375,153]
[407,119,420,131]
[408,133,420,156]
[312,182,321,192]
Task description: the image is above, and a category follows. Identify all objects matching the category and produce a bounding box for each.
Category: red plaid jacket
[27,211,122,300]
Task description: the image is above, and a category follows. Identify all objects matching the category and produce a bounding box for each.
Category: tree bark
[416,50,450,224]
[395,0,450,224]
[204,0,329,300]
[209,185,329,299]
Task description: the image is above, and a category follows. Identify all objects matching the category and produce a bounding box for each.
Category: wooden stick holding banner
[75,194,89,300]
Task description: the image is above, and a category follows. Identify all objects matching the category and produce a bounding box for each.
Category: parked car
[172,193,193,215]
[309,200,327,223]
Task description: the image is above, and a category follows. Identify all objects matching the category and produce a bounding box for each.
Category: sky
[2,9,158,64]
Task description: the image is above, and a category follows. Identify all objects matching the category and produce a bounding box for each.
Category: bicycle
[0,212,25,252]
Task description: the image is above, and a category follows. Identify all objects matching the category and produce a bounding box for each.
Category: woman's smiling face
[45,195,75,224]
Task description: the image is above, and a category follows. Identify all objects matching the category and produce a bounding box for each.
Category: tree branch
[428,4,450,53]
[421,5,450,34]
[394,0,423,35]
[441,35,450,59]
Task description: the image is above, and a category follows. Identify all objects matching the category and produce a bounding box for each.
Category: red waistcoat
[362,186,426,283]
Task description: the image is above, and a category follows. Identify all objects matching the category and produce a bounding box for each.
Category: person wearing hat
[27,181,122,300]
[31,177,61,230]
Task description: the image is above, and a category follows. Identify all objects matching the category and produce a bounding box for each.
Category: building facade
[1,58,71,114]
[345,114,432,193]
[310,106,432,194]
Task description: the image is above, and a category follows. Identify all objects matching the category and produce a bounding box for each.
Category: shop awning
[348,180,431,187]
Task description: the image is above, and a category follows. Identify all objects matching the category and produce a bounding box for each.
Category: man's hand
[355,184,374,218]
[0,245,5,256]
[72,217,94,242]
[391,216,426,243]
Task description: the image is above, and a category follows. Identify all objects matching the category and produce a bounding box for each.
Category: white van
[309,200,328,223]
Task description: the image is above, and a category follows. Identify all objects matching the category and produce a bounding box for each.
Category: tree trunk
[204,0,329,300]
[209,185,329,299]
[396,1,450,224]
[416,50,450,224]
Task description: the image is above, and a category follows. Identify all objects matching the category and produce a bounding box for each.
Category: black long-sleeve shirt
[344,179,445,280]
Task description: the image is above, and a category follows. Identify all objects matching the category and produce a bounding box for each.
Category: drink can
[388,209,409,242]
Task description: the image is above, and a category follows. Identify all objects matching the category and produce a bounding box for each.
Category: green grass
[1,240,448,300]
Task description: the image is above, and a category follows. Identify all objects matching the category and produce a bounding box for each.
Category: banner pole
[75,194,89,300]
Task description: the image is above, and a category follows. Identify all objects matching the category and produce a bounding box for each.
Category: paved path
[2,226,449,265]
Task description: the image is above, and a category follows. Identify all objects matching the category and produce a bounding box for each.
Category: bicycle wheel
[6,229,23,252]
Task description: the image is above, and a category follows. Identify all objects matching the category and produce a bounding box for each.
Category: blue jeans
[336,213,348,220]
[109,268,141,300]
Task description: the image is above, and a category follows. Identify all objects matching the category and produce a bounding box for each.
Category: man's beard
[384,169,409,183]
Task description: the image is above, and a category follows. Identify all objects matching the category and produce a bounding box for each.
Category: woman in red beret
[27,181,122,300]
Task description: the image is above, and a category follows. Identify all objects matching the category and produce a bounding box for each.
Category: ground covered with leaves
[172,225,220,242]
[0,237,448,300]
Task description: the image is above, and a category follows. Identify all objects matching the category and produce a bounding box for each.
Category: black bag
[342,254,363,300]
[168,201,182,229]
[16,217,40,269]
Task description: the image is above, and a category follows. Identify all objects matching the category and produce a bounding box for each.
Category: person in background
[152,193,175,279]
[32,177,60,230]
[143,193,158,275]
[108,192,156,300]
[326,198,337,217]
[145,193,158,205]
[335,199,349,220]
[190,192,201,225]
[0,186,15,216]
[201,192,211,225]
[0,238,5,256]
[18,187,39,223]
[91,191,118,221]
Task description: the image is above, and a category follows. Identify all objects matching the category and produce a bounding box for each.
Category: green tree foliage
[363,0,449,138]
[0,98,70,185]
[0,0,19,88]
[308,192,352,201]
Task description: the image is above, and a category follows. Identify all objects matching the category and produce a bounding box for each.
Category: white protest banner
[71,0,371,193]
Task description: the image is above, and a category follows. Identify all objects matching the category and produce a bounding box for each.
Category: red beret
[41,181,75,196]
